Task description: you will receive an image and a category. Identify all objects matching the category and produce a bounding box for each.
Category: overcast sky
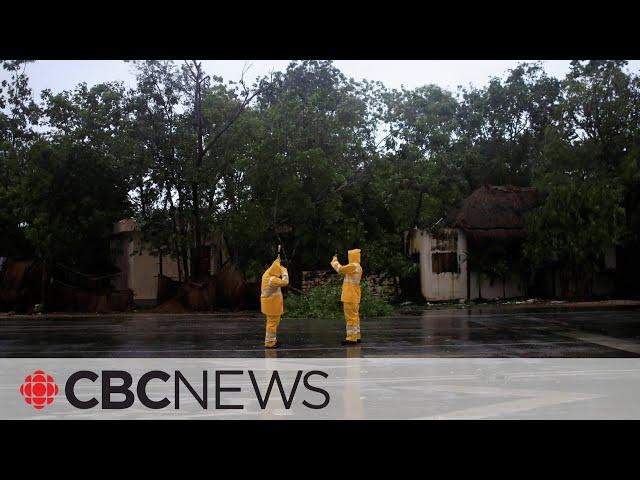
[10,60,640,98]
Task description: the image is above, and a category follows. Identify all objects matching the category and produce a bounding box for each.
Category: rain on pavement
[2,305,640,358]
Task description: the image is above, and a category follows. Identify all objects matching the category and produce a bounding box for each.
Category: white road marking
[557,330,640,355]
[415,384,602,419]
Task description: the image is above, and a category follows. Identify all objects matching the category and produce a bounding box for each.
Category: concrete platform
[2,305,640,357]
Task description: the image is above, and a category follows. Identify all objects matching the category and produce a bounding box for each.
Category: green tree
[10,141,131,303]
[129,60,265,280]
[381,84,462,228]
[225,61,377,283]
[524,130,626,296]
[456,62,561,187]
[0,60,41,260]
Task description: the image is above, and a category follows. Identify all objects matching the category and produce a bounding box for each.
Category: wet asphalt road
[2,306,640,357]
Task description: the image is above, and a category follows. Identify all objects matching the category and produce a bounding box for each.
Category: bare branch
[202,83,264,156]
[185,60,198,82]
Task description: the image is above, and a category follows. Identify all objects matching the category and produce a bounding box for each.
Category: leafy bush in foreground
[284,278,394,319]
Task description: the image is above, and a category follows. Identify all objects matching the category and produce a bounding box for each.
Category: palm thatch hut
[409,184,618,300]
[451,185,543,240]
[409,185,544,301]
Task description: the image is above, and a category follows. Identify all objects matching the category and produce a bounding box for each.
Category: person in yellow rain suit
[331,249,362,345]
[261,257,289,348]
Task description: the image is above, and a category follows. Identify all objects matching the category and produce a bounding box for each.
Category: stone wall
[301,270,398,299]
[301,270,334,291]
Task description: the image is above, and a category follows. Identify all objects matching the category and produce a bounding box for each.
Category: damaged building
[110,218,232,305]
[110,219,259,310]
[408,184,617,302]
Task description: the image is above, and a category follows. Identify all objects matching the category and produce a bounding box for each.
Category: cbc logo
[19,370,59,410]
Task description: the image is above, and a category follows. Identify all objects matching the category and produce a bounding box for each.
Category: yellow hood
[348,249,361,264]
[267,259,282,276]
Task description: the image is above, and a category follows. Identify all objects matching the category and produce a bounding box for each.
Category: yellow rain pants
[264,315,281,348]
[343,302,361,342]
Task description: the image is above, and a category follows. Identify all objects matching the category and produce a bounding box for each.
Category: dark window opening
[432,252,459,274]
[431,231,458,252]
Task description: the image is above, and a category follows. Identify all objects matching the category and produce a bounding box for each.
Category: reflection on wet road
[2,306,640,357]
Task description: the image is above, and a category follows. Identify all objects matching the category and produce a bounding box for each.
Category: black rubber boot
[341,340,358,346]
[357,339,361,343]
[265,343,280,349]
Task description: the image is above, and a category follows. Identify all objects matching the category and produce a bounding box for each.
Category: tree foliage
[1,59,639,300]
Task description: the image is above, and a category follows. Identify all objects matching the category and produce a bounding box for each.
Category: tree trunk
[176,198,190,280]
[191,61,205,280]
[182,245,190,281]
[413,190,424,227]
[176,254,183,283]
[139,180,146,217]
[40,259,47,311]
[166,189,185,282]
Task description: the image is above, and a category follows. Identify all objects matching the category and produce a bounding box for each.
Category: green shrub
[284,278,394,319]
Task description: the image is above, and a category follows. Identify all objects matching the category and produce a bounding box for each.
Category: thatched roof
[452,185,543,239]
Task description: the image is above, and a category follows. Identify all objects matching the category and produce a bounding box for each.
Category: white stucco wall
[410,228,525,302]
[111,231,183,301]
[411,228,468,301]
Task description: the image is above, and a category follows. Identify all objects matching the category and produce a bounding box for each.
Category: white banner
[3,358,640,419]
